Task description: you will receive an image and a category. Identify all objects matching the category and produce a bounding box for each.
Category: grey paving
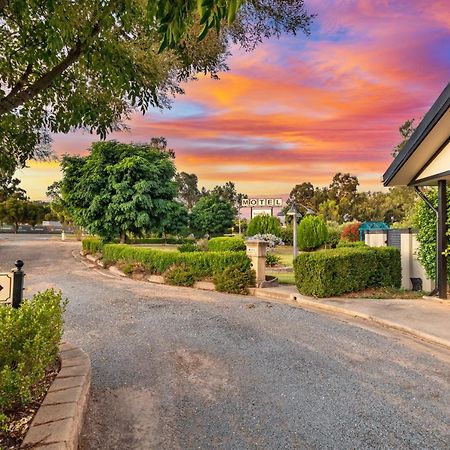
[1,237,449,450]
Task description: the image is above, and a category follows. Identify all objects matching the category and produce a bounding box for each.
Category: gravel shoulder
[1,237,449,450]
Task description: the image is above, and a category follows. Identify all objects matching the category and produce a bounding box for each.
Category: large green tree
[0,0,313,173]
[61,140,179,242]
[190,194,235,236]
[175,172,201,211]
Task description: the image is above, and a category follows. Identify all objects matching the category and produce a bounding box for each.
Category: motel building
[384,82,450,299]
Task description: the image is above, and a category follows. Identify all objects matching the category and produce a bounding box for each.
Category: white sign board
[241,198,283,207]
[0,273,13,305]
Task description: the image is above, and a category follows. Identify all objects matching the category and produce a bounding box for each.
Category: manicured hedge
[293,246,401,297]
[82,236,104,254]
[207,236,246,252]
[336,240,367,248]
[128,237,195,245]
[101,244,252,278]
[0,290,66,426]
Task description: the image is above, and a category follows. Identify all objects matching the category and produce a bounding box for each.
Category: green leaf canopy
[61,141,179,241]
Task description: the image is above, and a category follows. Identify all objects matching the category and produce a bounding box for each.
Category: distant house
[383,82,450,299]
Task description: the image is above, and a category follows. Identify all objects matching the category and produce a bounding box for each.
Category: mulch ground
[0,361,60,450]
[345,287,425,299]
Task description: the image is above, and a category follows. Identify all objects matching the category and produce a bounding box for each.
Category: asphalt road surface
[1,235,449,450]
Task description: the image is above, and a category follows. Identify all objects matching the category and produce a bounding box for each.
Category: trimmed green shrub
[82,237,103,254]
[266,253,282,267]
[178,242,202,253]
[336,240,367,248]
[293,246,401,297]
[297,216,328,251]
[247,214,281,237]
[325,228,341,248]
[213,265,256,295]
[279,227,293,246]
[101,244,251,279]
[207,237,246,252]
[164,264,197,286]
[0,290,66,425]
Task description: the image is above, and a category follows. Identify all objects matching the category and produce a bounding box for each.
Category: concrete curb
[21,342,91,450]
[253,288,450,351]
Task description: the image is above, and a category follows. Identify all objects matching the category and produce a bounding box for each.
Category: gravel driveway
[1,235,449,449]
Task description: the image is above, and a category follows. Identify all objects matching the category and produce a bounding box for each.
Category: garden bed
[0,362,59,450]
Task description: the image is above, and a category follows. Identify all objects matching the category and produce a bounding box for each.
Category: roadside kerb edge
[21,342,91,450]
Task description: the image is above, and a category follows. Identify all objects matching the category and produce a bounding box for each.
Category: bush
[178,242,202,253]
[247,215,281,237]
[207,237,246,252]
[164,264,197,286]
[415,188,450,281]
[341,222,361,242]
[0,290,66,425]
[82,237,103,254]
[293,247,401,297]
[279,227,293,246]
[266,253,282,267]
[247,233,284,249]
[325,228,341,248]
[336,240,367,248]
[297,216,328,251]
[101,244,252,279]
[214,265,256,295]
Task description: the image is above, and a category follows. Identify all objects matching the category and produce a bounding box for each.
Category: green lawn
[272,245,294,267]
[267,271,295,285]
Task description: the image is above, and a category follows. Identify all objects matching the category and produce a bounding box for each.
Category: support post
[12,260,24,308]
[293,215,298,259]
[245,240,268,287]
[437,180,447,299]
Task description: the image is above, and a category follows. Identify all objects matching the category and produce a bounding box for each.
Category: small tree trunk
[14,222,18,234]
[120,231,127,243]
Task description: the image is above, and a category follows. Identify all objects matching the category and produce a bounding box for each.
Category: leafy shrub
[297,216,328,251]
[325,228,341,248]
[293,247,401,297]
[341,222,361,242]
[415,188,450,281]
[247,215,281,237]
[101,244,251,279]
[336,240,367,248]
[213,265,256,295]
[207,237,246,252]
[82,237,103,254]
[164,264,197,286]
[266,253,282,267]
[178,242,202,253]
[279,227,293,246]
[0,290,66,425]
[247,233,284,249]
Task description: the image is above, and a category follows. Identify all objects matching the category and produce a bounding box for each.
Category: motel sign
[241,198,284,207]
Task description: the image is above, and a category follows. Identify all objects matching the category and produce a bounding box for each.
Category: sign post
[0,260,24,308]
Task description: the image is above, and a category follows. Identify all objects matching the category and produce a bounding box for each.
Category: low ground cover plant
[207,236,246,252]
[214,265,256,295]
[164,264,197,287]
[266,253,282,267]
[0,290,66,428]
[294,246,401,297]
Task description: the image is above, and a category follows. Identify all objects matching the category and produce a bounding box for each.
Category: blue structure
[359,221,389,241]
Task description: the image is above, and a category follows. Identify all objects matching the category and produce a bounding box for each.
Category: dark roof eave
[383,82,450,186]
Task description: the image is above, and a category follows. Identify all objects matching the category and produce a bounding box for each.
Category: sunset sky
[18,0,450,200]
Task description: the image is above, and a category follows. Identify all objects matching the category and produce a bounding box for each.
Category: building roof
[383,82,450,187]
